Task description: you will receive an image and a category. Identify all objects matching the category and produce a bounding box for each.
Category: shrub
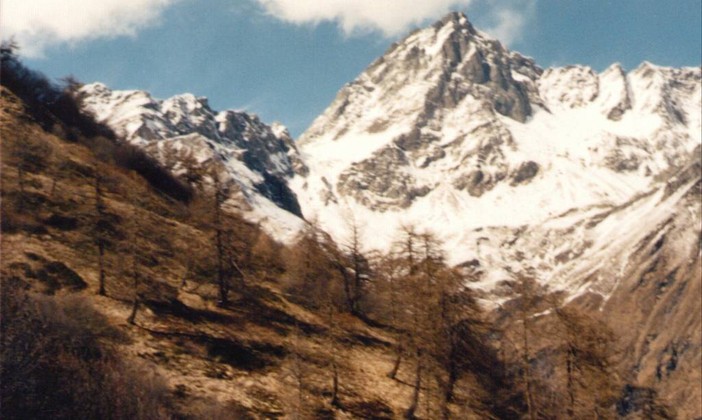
[113,143,193,203]
[0,280,172,419]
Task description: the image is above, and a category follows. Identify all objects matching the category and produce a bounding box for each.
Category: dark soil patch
[344,399,394,419]
[44,213,79,230]
[202,336,285,371]
[233,297,324,335]
[30,261,87,294]
[143,298,236,325]
[147,329,286,372]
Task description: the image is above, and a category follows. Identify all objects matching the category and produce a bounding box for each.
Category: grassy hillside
[0,80,517,419]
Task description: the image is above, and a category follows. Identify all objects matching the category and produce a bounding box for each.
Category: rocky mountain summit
[291,11,700,280]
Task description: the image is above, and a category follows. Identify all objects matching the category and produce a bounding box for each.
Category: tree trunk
[567,345,575,417]
[351,254,363,315]
[331,360,340,407]
[127,255,139,325]
[522,318,536,420]
[214,196,227,306]
[405,353,422,419]
[180,258,191,289]
[127,297,139,325]
[50,176,57,196]
[95,172,106,296]
[97,241,106,296]
[17,166,24,194]
[445,363,457,404]
[16,165,25,211]
[388,339,403,379]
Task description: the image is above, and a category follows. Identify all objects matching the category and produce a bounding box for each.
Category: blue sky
[4,0,701,137]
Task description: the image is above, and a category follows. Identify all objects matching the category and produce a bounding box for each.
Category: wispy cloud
[255,0,473,36]
[479,0,536,46]
[254,0,536,43]
[0,0,536,58]
[1,0,178,57]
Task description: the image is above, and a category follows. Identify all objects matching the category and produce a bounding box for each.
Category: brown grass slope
[0,84,514,419]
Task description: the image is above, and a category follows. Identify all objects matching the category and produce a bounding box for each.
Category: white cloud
[254,0,535,43]
[479,0,535,45]
[0,0,177,57]
[255,0,476,37]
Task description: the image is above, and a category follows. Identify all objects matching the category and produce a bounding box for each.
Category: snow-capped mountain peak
[78,12,700,308]
[290,12,701,304]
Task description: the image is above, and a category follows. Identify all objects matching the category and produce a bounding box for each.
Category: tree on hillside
[406,231,441,418]
[250,228,283,275]
[185,163,247,306]
[550,303,621,417]
[126,189,143,325]
[210,166,232,306]
[513,277,541,420]
[93,161,108,296]
[396,228,476,419]
[383,224,422,382]
[283,218,357,311]
[339,216,372,317]
[430,268,485,414]
[376,253,407,380]
[319,273,343,408]
[7,133,52,208]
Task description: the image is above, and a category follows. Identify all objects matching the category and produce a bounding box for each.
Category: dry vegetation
[0,49,678,419]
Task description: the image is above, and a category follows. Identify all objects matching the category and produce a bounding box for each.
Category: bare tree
[285,323,310,419]
[378,254,406,380]
[285,220,352,314]
[200,165,237,306]
[93,162,108,296]
[322,285,342,408]
[384,225,422,381]
[126,193,142,325]
[339,215,372,317]
[513,277,541,420]
[8,133,51,208]
[550,303,621,417]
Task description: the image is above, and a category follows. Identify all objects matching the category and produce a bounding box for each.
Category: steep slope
[602,156,701,418]
[289,12,701,415]
[291,11,701,295]
[78,83,307,241]
[2,85,519,419]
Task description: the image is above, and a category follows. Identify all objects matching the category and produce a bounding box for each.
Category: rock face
[78,83,306,239]
[601,155,701,418]
[291,11,700,267]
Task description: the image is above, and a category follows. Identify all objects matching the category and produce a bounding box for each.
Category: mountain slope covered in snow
[78,83,307,240]
[291,11,701,299]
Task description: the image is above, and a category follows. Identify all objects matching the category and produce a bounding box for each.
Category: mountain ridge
[77,13,701,304]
